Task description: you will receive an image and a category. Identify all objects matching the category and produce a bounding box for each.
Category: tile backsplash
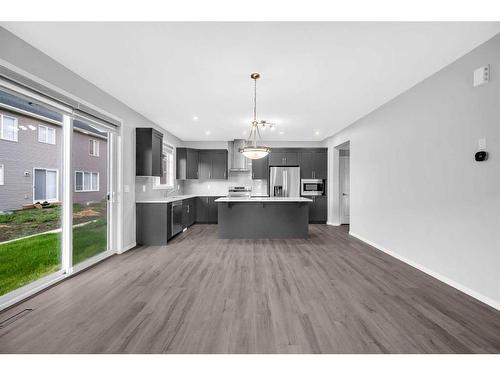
[135,171,267,200]
[181,171,268,196]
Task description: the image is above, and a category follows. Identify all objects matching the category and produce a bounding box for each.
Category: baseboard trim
[327,221,340,226]
[119,242,137,254]
[349,231,500,311]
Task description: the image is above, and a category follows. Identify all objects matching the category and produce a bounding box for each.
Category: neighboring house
[0,91,107,212]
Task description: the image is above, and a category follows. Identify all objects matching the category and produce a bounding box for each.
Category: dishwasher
[171,201,183,238]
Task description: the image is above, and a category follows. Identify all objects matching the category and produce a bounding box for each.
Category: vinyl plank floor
[0,224,499,353]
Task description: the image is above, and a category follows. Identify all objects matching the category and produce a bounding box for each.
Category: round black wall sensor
[475,151,488,162]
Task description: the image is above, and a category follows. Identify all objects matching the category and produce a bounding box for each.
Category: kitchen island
[215,197,312,239]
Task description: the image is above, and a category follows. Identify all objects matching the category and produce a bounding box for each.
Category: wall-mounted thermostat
[473,65,490,87]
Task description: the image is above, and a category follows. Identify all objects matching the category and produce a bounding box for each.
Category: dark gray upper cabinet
[269,150,298,166]
[198,150,228,180]
[136,128,163,176]
[312,151,327,179]
[309,195,327,223]
[284,152,298,165]
[269,151,284,165]
[251,154,269,179]
[211,151,228,179]
[299,149,327,179]
[176,148,199,180]
[299,152,314,179]
[198,151,212,179]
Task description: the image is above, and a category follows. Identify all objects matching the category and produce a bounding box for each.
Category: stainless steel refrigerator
[269,166,301,197]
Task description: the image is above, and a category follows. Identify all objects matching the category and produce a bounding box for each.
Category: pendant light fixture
[240,73,271,160]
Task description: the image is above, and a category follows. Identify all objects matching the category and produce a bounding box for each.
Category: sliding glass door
[0,88,64,297]
[72,119,111,265]
[0,80,118,308]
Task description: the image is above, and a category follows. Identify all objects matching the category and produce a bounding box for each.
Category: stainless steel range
[228,186,252,198]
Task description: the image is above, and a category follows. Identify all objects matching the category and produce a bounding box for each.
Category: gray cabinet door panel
[309,196,327,222]
[252,155,269,179]
[285,152,298,165]
[196,196,209,222]
[211,151,227,179]
[299,152,313,179]
[269,151,285,165]
[198,151,212,179]
[313,152,327,179]
[187,149,199,179]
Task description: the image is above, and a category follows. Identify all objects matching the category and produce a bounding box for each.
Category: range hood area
[228,139,251,171]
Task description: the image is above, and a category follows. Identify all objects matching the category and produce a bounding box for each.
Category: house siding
[0,108,108,212]
[72,130,108,205]
[0,108,62,211]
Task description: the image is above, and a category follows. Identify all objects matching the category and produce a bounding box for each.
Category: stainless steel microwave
[301,179,325,196]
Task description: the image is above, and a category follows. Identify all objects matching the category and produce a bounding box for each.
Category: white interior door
[339,156,350,224]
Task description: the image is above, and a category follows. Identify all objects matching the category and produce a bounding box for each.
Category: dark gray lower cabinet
[182,198,196,228]
[136,203,170,246]
[196,196,220,223]
[309,196,327,223]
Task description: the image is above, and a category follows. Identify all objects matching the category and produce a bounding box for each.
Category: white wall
[325,34,500,308]
[0,27,182,250]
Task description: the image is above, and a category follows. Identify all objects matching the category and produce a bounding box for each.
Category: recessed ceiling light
[315,131,320,135]
[270,127,276,131]
[242,130,247,135]
[193,115,199,121]
[205,130,211,135]
[279,131,284,135]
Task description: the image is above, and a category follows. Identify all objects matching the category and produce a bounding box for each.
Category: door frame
[339,151,350,224]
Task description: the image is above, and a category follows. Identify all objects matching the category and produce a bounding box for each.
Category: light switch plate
[473,65,490,87]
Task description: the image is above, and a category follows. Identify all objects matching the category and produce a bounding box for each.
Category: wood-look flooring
[0,224,499,353]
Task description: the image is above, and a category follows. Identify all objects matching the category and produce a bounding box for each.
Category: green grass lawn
[0,219,107,296]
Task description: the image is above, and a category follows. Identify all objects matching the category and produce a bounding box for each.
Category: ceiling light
[205,130,211,135]
[279,131,284,135]
[240,73,271,160]
[315,131,320,135]
[193,115,199,121]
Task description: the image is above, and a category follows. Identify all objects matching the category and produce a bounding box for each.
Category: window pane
[73,119,108,265]
[91,173,98,191]
[46,170,57,200]
[47,128,55,144]
[38,126,47,142]
[3,116,17,141]
[0,89,62,298]
[75,172,83,191]
[83,172,91,190]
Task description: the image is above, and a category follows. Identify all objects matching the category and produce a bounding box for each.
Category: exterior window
[38,125,56,144]
[0,114,18,142]
[89,139,100,157]
[75,171,99,192]
[0,164,4,185]
[155,143,174,189]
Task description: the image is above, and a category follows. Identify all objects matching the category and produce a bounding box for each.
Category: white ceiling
[2,22,500,141]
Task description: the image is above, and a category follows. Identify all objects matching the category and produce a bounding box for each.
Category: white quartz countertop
[136,194,214,204]
[215,197,313,203]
